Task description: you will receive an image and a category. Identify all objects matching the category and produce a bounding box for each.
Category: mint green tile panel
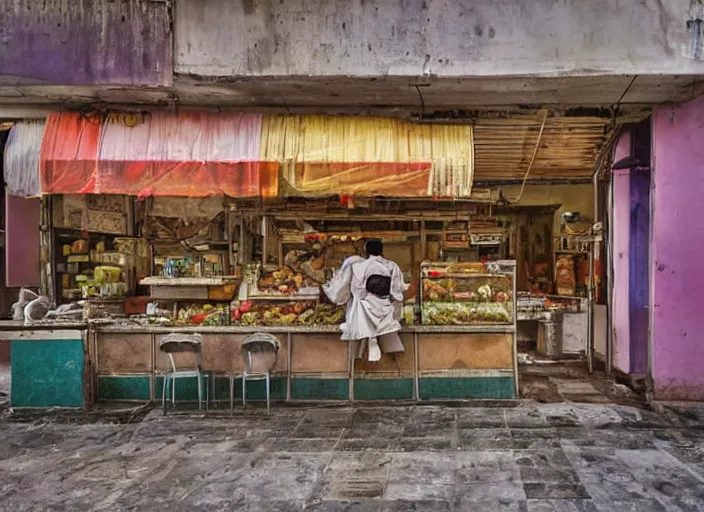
[234,377,286,401]
[291,378,349,400]
[11,339,84,407]
[354,379,414,400]
[419,377,515,399]
[155,375,214,401]
[213,377,233,401]
[98,376,150,401]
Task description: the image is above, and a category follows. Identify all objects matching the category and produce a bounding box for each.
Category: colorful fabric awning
[38,112,474,199]
[263,116,473,197]
[40,112,278,198]
[4,120,46,197]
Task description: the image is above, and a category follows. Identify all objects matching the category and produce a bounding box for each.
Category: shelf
[423,273,511,279]
[140,276,238,286]
[247,294,319,302]
[151,298,233,303]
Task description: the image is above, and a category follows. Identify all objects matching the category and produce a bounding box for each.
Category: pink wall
[652,96,704,400]
[611,132,631,373]
[5,193,40,288]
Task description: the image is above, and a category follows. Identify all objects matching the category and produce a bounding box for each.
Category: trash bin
[537,313,563,358]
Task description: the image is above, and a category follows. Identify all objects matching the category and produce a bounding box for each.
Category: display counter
[92,323,517,403]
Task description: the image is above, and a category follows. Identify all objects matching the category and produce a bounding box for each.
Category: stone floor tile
[402,423,451,438]
[292,425,346,439]
[577,478,655,503]
[455,451,521,485]
[456,408,508,428]
[269,437,339,452]
[388,452,455,485]
[514,449,573,468]
[511,428,563,450]
[314,452,392,501]
[383,482,453,501]
[592,501,667,512]
[345,422,404,440]
[523,483,590,500]
[561,428,658,450]
[396,437,453,452]
[526,499,599,512]
[412,407,457,424]
[454,483,527,511]
[518,466,582,485]
[304,499,382,512]
[506,408,550,429]
[336,438,397,452]
[378,499,452,511]
[458,428,513,451]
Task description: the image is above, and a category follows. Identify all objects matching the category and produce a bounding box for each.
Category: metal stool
[231,333,280,414]
[160,333,212,414]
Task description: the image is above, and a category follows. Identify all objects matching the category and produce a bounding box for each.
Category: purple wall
[0,0,172,86]
[612,132,631,374]
[652,96,704,400]
[5,193,40,288]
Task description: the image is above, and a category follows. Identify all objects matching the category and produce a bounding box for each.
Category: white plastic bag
[24,297,51,323]
[11,288,39,320]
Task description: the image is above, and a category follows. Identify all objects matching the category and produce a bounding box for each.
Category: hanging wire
[513,109,549,203]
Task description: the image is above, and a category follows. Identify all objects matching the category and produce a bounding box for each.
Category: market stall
[2,110,612,407]
[88,199,518,402]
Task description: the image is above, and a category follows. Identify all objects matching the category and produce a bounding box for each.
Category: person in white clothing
[322,239,406,361]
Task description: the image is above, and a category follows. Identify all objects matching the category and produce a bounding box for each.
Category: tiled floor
[1,403,704,510]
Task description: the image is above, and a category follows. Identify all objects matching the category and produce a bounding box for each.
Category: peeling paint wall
[0,0,172,86]
[652,96,704,400]
[176,0,704,78]
[611,133,632,375]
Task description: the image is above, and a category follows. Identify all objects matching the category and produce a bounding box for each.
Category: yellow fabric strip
[260,115,474,198]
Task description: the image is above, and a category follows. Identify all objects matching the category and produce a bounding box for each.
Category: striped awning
[38,112,474,199]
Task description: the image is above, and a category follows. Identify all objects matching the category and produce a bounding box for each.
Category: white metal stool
[160,333,212,414]
[231,333,280,414]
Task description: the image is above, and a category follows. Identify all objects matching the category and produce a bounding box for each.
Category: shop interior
[47,185,604,364]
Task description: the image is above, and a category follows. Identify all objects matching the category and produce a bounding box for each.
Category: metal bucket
[537,314,564,358]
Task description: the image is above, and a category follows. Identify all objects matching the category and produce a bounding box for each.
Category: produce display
[422,276,512,303]
[232,300,345,326]
[422,301,511,325]
[257,266,306,295]
[423,262,487,278]
[420,262,515,325]
[175,303,228,326]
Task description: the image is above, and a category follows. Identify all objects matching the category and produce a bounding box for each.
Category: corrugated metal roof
[473,116,610,181]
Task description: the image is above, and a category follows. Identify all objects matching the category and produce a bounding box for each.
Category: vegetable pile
[422,302,512,325]
[232,301,345,326]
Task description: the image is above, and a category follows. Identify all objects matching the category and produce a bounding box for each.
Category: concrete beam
[175,0,704,78]
[0,75,699,111]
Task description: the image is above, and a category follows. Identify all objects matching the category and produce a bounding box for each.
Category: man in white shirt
[322,239,406,361]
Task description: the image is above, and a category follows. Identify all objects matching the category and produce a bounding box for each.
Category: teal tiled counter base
[354,379,414,400]
[10,332,85,408]
[91,326,518,403]
[419,376,515,400]
[291,378,349,400]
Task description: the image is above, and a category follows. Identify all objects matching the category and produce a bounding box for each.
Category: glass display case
[420,260,516,326]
